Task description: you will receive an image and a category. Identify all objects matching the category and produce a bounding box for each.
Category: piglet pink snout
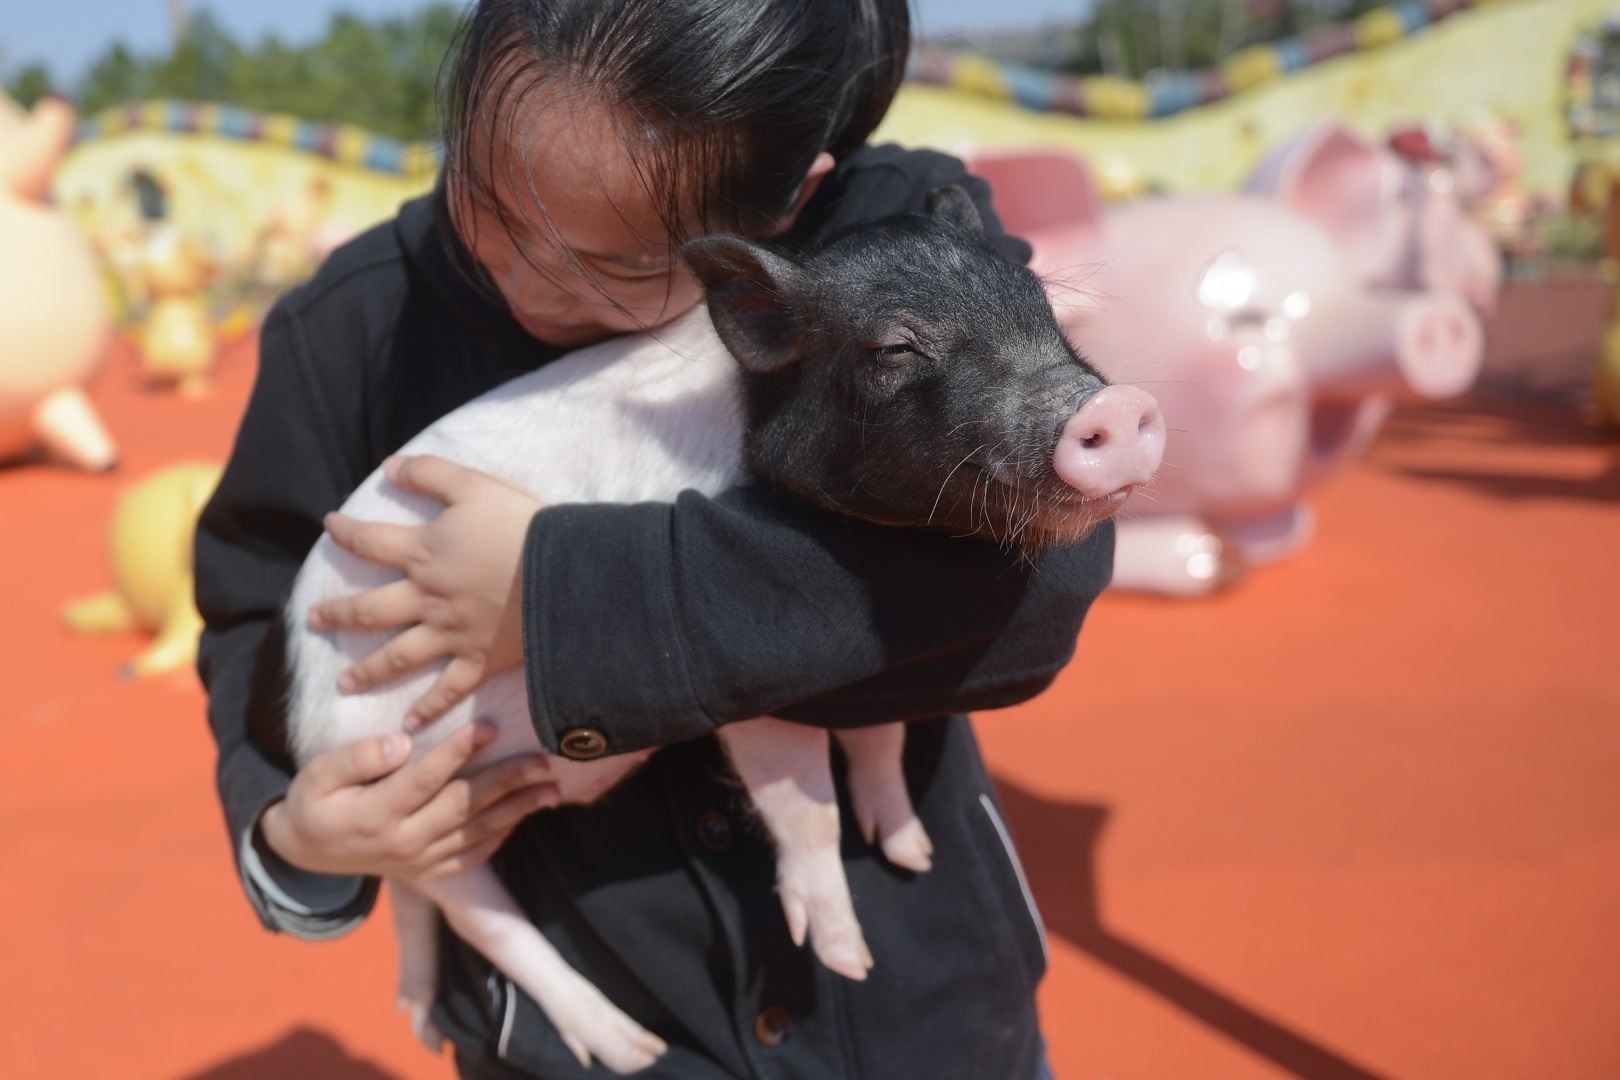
[1051,385,1166,499]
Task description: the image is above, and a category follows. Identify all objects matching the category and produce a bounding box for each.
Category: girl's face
[449,87,832,349]
[449,92,706,348]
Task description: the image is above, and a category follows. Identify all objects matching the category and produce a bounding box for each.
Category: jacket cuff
[521,502,715,756]
[239,800,378,940]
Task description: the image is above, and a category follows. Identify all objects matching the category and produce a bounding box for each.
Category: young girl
[198,2,1105,1076]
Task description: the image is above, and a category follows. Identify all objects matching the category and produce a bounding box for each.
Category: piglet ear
[682,235,804,374]
[925,183,987,239]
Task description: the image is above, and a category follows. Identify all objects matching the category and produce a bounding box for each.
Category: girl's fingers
[375,719,497,817]
[418,782,557,874]
[323,513,421,568]
[387,454,478,503]
[340,625,447,692]
[410,753,553,843]
[421,833,510,882]
[408,656,487,727]
[463,754,555,816]
[389,454,531,501]
[302,732,413,796]
[310,578,422,633]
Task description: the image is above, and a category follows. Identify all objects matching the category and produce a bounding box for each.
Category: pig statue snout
[1053,384,1166,501]
[1300,289,1483,400]
[1396,292,1481,399]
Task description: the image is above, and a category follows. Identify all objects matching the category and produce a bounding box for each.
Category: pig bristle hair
[926,443,988,528]
[1038,261,1118,322]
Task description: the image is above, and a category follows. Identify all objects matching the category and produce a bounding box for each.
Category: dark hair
[439,0,909,291]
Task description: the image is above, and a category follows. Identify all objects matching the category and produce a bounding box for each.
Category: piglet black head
[683,185,1157,550]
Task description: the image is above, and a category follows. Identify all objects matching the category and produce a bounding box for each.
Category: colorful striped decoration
[73,101,441,179]
[73,0,1498,147]
[907,0,1495,120]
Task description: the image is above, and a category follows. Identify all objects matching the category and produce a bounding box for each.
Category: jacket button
[754,1005,790,1046]
[558,728,608,760]
[696,810,732,851]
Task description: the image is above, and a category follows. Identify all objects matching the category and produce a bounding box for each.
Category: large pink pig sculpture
[0,92,116,471]
[967,146,1484,595]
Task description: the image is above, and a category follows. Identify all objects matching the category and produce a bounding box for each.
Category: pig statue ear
[682,235,804,373]
[925,184,987,239]
[0,92,77,203]
[1247,121,1408,285]
[959,149,1103,241]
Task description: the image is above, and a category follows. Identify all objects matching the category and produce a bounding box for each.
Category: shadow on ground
[176,1028,406,1080]
[993,777,1399,1080]
[1355,276,1620,503]
[1369,395,1620,504]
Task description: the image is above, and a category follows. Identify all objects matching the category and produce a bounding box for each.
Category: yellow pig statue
[63,462,222,678]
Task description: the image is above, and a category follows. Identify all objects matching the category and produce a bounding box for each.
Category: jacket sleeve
[522,490,1112,754]
[195,299,381,936]
[519,148,1110,756]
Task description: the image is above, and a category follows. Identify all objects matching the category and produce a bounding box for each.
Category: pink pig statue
[966,145,1484,595]
[1247,120,1503,314]
[0,92,116,471]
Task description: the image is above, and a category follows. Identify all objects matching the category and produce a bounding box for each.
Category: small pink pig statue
[1247,121,1503,314]
[968,144,1485,595]
[0,92,116,471]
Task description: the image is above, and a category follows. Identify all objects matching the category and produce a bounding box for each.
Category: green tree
[79,43,146,110]
[74,5,462,142]
[4,63,55,107]
[1070,0,1389,79]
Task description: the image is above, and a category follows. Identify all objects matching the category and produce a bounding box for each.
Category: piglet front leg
[720,718,873,980]
[389,878,445,1051]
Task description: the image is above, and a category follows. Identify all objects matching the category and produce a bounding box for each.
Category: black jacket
[195,145,1113,1079]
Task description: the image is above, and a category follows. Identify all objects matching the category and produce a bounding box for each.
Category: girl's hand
[310,454,540,725]
[259,721,559,883]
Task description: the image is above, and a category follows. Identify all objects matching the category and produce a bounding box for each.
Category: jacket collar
[395,185,511,325]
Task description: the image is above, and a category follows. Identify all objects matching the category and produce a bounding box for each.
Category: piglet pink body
[968,145,1489,594]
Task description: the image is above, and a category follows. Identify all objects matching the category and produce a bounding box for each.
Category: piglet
[258,186,1164,1072]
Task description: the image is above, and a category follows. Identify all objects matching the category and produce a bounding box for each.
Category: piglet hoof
[778,857,875,981]
[398,994,444,1053]
[874,815,933,873]
[837,724,932,872]
[848,775,933,872]
[535,967,668,1074]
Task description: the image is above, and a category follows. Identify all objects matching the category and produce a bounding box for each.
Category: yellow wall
[54,132,433,268]
[875,0,1603,196]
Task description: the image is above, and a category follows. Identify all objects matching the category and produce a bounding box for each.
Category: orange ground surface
[1,281,1616,1080]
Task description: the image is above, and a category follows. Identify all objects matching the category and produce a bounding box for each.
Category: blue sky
[2,1,1091,83]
